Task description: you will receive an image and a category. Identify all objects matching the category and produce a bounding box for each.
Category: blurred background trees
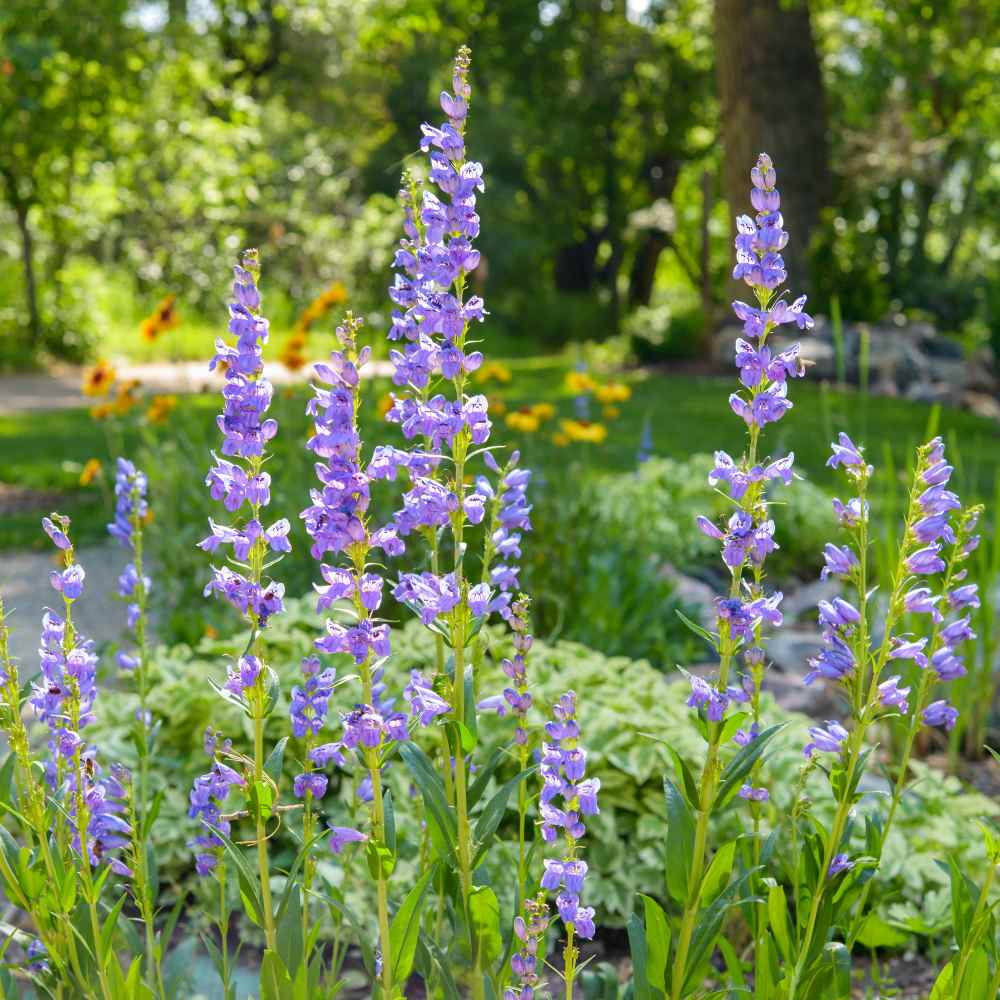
[0,0,996,367]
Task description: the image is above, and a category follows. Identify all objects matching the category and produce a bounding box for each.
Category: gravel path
[0,543,132,663]
[0,359,392,414]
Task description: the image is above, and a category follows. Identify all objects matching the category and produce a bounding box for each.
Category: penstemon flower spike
[786,434,975,998]
[192,250,289,967]
[667,153,810,1000]
[300,311,407,997]
[540,691,598,997]
[107,457,165,993]
[383,44,531,1000]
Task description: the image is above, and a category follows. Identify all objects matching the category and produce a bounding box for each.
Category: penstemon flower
[300,313,403,996]
[785,435,980,995]
[190,250,291,968]
[504,894,550,1000]
[665,153,811,1000]
[540,691,598,996]
[380,46,542,1000]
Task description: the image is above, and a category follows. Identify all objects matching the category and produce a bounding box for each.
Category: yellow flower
[602,405,620,420]
[280,332,309,372]
[565,371,597,394]
[295,280,348,334]
[475,361,512,385]
[529,402,555,421]
[82,360,116,397]
[560,419,608,444]
[89,402,113,421]
[488,395,507,417]
[111,379,141,416]
[145,394,178,425]
[140,294,180,342]
[506,409,541,433]
[79,458,102,486]
[377,393,394,420]
[594,382,631,404]
[552,432,570,447]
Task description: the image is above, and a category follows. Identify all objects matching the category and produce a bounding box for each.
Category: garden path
[0,542,132,663]
[0,358,393,414]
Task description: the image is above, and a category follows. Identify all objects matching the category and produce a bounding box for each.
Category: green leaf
[207,823,265,928]
[384,789,396,858]
[855,913,908,949]
[674,609,718,649]
[469,885,503,968]
[663,776,694,904]
[100,892,129,963]
[685,872,755,992]
[399,743,457,868]
[928,961,954,1000]
[958,948,990,1000]
[389,865,436,984]
[639,894,669,996]
[249,779,275,823]
[714,723,786,810]
[264,737,289,785]
[766,882,791,962]
[627,912,652,1000]
[700,841,736,905]
[365,839,395,880]
[276,883,303,978]
[260,949,294,1000]
[140,789,165,842]
[473,767,535,866]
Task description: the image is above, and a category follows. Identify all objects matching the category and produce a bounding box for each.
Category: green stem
[953,861,997,997]
[563,924,577,1000]
[218,857,231,996]
[252,708,277,953]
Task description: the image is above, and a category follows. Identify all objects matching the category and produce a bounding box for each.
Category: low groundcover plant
[0,45,998,1000]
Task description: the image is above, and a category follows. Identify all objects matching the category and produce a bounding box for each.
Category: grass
[2,355,998,551]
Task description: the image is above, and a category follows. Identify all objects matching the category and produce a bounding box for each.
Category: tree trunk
[714,0,830,299]
[13,200,42,349]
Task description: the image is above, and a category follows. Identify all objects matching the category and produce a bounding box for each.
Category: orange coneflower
[140,294,180,343]
[82,360,116,397]
[79,458,102,486]
[112,378,142,416]
[145,394,177,425]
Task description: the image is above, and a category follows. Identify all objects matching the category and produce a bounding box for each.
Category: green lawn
[2,357,998,551]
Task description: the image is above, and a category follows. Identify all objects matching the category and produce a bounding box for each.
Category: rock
[920,335,965,361]
[661,564,717,628]
[968,347,997,394]
[765,627,824,676]
[780,578,840,621]
[963,391,1000,421]
[708,315,985,415]
[905,380,963,406]
[762,671,841,718]
[798,337,836,379]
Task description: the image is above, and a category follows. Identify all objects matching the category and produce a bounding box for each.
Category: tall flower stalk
[194,251,289,957]
[108,457,163,993]
[31,516,132,1000]
[300,312,405,997]
[669,153,811,1000]
[785,435,973,998]
[383,45,516,997]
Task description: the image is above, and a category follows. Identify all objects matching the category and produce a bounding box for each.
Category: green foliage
[90,601,1000,940]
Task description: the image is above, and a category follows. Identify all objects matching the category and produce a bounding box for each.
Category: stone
[963,391,1000,421]
[660,564,717,628]
[780,578,840,621]
[764,627,824,676]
